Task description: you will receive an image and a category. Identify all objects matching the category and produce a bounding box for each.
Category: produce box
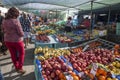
[35,42,53,48]
[35,57,81,80]
[34,47,71,61]
[35,35,58,48]
[105,58,120,77]
[54,43,68,49]
[34,59,44,80]
[54,34,74,43]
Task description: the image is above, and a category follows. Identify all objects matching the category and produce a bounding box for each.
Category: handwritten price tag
[90,63,98,76]
[78,72,84,77]
[65,75,73,80]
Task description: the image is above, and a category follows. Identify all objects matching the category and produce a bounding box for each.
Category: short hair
[68,17,72,20]
[5,7,19,19]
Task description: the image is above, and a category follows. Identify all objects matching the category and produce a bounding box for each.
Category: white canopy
[2,0,120,11]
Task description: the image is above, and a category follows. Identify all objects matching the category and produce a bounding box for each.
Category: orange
[98,75,106,80]
[73,75,79,80]
[70,72,76,76]
[59,73,66,80]
[88,73,94,80]
[114,44,119,49]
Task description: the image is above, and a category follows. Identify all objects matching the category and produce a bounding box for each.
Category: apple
[55,70,61,75]
[73,63,78,69]
[51,72,55,78]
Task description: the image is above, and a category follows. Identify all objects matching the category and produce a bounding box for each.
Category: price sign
[90,63,98,76]
[65,75,73,80]
[78,72,84,77]
[83,45,89,52]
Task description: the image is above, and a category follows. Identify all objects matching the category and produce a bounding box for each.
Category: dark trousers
[65,26,72,32]
[0,32,7,53]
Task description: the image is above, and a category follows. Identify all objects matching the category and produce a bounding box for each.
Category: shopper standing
[82,17,90,29]
[0,11,6,55]
[2,7,26,74]
[20,13,31,48]
[65,17,73,32]
[0,42,4,80]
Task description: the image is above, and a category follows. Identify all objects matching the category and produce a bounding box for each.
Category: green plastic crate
[54,43,68,48]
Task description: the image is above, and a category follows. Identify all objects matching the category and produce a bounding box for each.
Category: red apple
[51,72,55,78]
[55,70,61,75]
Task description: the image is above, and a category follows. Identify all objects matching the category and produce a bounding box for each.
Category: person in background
[44,17,48,24]
[0,11,8,55]
[20,13,31,48]
[82,17,90,29]
[2,7,26,74]
[65,17,73,32]
[0,42,4,80]
[32,15,39,26]
[27,14,32,21]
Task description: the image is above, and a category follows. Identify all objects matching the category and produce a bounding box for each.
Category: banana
[38,56,45,61]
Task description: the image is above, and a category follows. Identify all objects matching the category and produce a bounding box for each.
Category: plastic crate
[54,43,68,48]
[35,42,53,48]
[34,59,44,80]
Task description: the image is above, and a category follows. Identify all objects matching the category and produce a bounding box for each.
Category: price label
[78,72,84,77]
[83,45,89,52]
[90,63,98,76]
[65,75,73,80]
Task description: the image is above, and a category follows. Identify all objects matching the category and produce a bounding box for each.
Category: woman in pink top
[2,7,26,74]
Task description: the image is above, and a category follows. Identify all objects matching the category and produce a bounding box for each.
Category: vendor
[65,17,73,32]
[82,17,90,29]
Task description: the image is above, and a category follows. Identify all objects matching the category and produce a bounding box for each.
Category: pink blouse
[2,19,24,42]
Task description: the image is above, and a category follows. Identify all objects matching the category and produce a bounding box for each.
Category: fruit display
[64,48,113,72]
[114,44,120,57]
[106,60,120,75]
[70,46,83,53]
[85,67,119,80]
[36,34,50,42]
[88,41,102,49]
[41,57,80,80]
[56,34,74,43]
[34,47,71,60]
[37,29,56,35]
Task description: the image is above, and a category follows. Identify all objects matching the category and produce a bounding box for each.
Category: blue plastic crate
[34,59,44,80]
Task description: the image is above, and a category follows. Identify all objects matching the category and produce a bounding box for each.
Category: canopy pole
[106,6,111,39]
[107,6,111,25]
[67,10,69,18]
[90,1,93,34]
[56,9,57,21]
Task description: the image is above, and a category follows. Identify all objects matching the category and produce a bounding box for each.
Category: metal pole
[90,1,93,33]
[107,6,111,25]
[56,9,57,21]
[106,6,111,39]
[68,10,69,17]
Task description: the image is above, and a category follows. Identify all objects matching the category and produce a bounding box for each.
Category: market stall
[34,38,120,80]
[1,0,120,80]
